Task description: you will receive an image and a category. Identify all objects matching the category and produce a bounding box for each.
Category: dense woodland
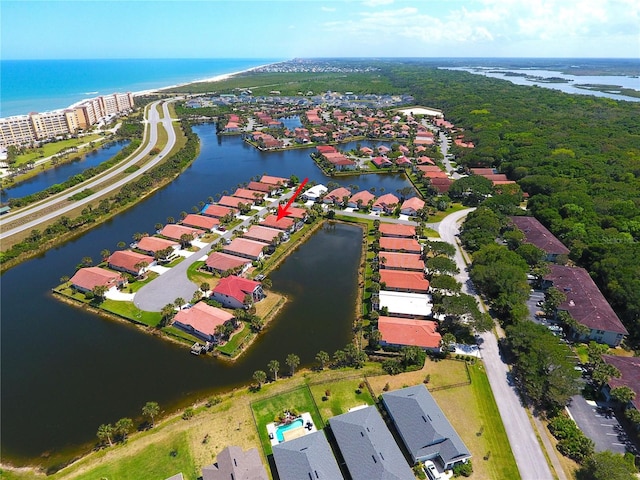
[194,62,639,344]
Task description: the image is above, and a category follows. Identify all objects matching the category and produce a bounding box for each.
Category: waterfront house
[372,193,399,213]
[135,236,179,256]
[378,317,441,351]
[470,168,496,176]
[272,431,344,480]
[378,290,433,318]
[107,250,155,276]
[180,214,219,232]
[243,225,283,245]
[601,355,640,412]
[202,204,236,219]
[282,206,307,221]
[380,270,429,293]
[430,177,453,193]
[417,165,448,178]
[233,188,265,204]
[400,197,425,216]
[316,145,337,154]
[543,264,628,346]
[416,156,435,166]
[379,223,415,238]
[379,252,424,271]
[70,267,126,294]
[347,190,375,209]
[329,406,414,480]
[211,276,265,309]
[205,252,250,277]
[382,385,471,469]
[172,302,234,343]
[260,175,289,187]
[379,237,422,254]
[246,181,277,195]
[302,184,328,202]
[372,156,392,168]
[261,214,296,232]
[202,445,268,480]
[218,196,249,210]
[323,187,351,205]
[395,156,412,168]
[508,216,570,261]
[159,224,205,242]
[223,237,268,261]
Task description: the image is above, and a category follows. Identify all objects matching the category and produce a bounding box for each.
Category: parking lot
[567,395,630,454]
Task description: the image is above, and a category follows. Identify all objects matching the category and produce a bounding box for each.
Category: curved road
[439,209,554,480]
[0,99,179,240]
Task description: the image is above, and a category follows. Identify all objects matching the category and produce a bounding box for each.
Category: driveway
[567,396,628,454]
[439,209,555,480]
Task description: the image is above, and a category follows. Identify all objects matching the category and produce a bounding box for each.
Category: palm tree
[179,233,192,248]
[268,360,280,381]
[253,370,267,389]
[200,282,210,293]
[154,222,164,231]
[100,249,111,261]
[261,277,272,290]
[97,423,114,446]
[160,304,175,327]
[142,401,160,427]
[117,241,126,249]
[174,298,185,309]
[81,256,93,267]
[180,211,188,219]
[316,351,329,370]
[166,216,175,224]
[92,284,108,300]
[115,417,133,441]
[134,261,149,278]
[286,353,300,376]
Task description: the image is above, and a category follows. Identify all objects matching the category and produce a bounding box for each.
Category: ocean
[0,58,281,117]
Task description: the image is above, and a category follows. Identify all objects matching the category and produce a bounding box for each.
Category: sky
[2,0,639,59]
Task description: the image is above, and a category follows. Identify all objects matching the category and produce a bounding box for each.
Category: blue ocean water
[0,58,281,117]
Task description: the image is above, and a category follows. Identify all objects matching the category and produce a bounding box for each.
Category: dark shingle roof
[328,406,414,480]
[272,431,344,480]
[382,385,471,466]
[202,445,268,480]
[602,355,640,410]
[509,216,570,256]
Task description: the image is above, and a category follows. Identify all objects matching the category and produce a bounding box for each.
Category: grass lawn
[166,256,185,268]
[101,299,162,327]
[308,378,374,421]
[421,227,440,238]
[429,203,467,223]
[186,261,217,288]
[251,386,324,455]
[254,292,284,319]
[127,272,159,293]
[12,134,103,167]
[61,432,197,480]
[432,363,520,480]
[216,324,252,356]
[574,343,589,364]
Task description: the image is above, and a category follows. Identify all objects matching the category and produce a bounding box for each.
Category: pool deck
[267,411,316,446]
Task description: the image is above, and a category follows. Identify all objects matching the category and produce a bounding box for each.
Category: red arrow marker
[277,177,308,220]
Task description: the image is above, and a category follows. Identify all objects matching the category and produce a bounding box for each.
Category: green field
[216,324,252,356]
[101,299,162,327]
[12,135,104,167]
[308,378,375,421]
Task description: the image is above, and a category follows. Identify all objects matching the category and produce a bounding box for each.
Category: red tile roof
[324,187,351,203]
[316,145,337,154]
[470,168,496,175]
[401,197,425,213]
[349,190,375,205]
[233,188,265,201]
[379,317,441,349]
[379,237,422,253]
[379,252,425,271]
[246,181,275,193]
[203,204,235,218]
[509,216,570,255]
[545,265,628,335]
[244,225,282,243]
[260,175,289,186]
[284,207,307,219]
[137,236,178,253]
[107,250,154,274]
[181,214,219,231]
[262,215,294,230]
[159,224,204,241]
[223,237,267,259]
[218,196,248,208]
[380,270,430,293]
[205,252,251,272]
[602,355,640,410]
[213,276,261,304]
[70,267,124,291]
[173,302,233,337]
[379,223,415,238]
[373,193,400,210]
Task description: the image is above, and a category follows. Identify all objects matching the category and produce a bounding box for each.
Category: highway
[0,100,179,240]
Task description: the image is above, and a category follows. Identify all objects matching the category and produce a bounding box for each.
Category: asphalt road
[0,100,179,240]
[439,208,555,480]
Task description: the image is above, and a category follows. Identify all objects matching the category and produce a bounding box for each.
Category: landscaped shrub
[182,407,194,420]
[453,461,473,477]
[548,414,594,463]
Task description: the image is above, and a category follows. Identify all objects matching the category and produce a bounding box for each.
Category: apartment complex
[0,92,135,147]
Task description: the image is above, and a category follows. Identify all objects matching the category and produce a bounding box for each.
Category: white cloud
[321,6,336,12]
[362,0,395,6]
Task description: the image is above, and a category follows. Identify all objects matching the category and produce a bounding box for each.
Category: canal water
[0,124,411,467]
[1,140,130,200]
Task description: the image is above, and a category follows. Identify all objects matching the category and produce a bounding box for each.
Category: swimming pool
[276,418,304,442]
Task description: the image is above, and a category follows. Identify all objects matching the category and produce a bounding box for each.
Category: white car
[424,460,441,480]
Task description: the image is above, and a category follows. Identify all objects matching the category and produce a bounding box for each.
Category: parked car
[424,461,441,480]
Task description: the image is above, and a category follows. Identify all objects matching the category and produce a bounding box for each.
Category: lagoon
[0,123,391,468]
